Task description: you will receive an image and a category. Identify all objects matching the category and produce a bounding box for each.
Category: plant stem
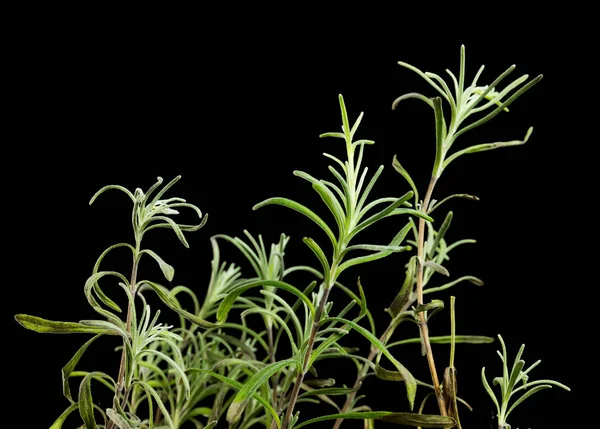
[332,178,447,428]
[281,285,332,429]
[416,176,446,416]
[107,246,140,429]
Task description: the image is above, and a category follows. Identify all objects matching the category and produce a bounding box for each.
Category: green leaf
[338,94,351,136]
[294,170,345,233]
[253,197,337,247]
[423,276,484,295]
[79,372,109,429]
[15,314,118,335]
[481,367,500,413]
[444,127,533,170]
[137,349,190,399]
[144,215,190,248]
[388,335,494,348]
[106,408,134,429]
[356,165,384,214]
[423,261,449,277]
[226,358,299,424]
[391,92,435,110]
[89,184,135,205]
[302,237,331,287]
[338,222,413,277]
[292,411,455,429]
[321,316,417,410]
[427,211,453,260]
[392,155,419,205]
[353,191,414,237]
[187,368,281,427]
[386,256,417,318]
[134,380,175,429]
[414,300,445,321]
[432,96,446,177]
[217,279,315,323]
[506,385,553,420]
[62,334,103,402]
[50,404,79,429]
[456,74,543,139]
[139,281,218,328]
[428,194,479,214]
[140,249,175,282]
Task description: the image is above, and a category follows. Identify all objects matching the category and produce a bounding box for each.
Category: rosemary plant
[14,45,569,429]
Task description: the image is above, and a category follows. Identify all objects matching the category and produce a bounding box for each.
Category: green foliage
[16,45,569,429]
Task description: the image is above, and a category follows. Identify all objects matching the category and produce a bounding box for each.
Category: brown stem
[281,285,332,429]
[416,176,446,416]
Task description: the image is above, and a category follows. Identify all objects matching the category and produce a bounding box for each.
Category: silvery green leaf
[226,358,299,424]
[423,276,484,295]
[443,127,533,170]
[89,184,135,205]
[253,197,337,247]
[391,92,434,110]
[106,408,134,429]
[134,380,175,429]
[423,261,450,277]
[140,249,175,282]
[392,155,419,205]
[217,279,315,323]
[428,194,479,214]
[139,280,218,328]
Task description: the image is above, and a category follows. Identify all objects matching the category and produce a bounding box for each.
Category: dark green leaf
[321,316,417,410]
[427,211,453,260]
[292,411,455,429]
[386,256,417,318]
[79,372,107,429]
[50,404,79,429]
[62,334,103,402]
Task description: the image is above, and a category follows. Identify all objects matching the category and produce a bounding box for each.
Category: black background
[6,7,589,429]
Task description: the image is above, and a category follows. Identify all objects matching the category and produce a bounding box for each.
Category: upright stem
[281,285,332,429]
[417,176,446,416]
[107,245,140,429]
